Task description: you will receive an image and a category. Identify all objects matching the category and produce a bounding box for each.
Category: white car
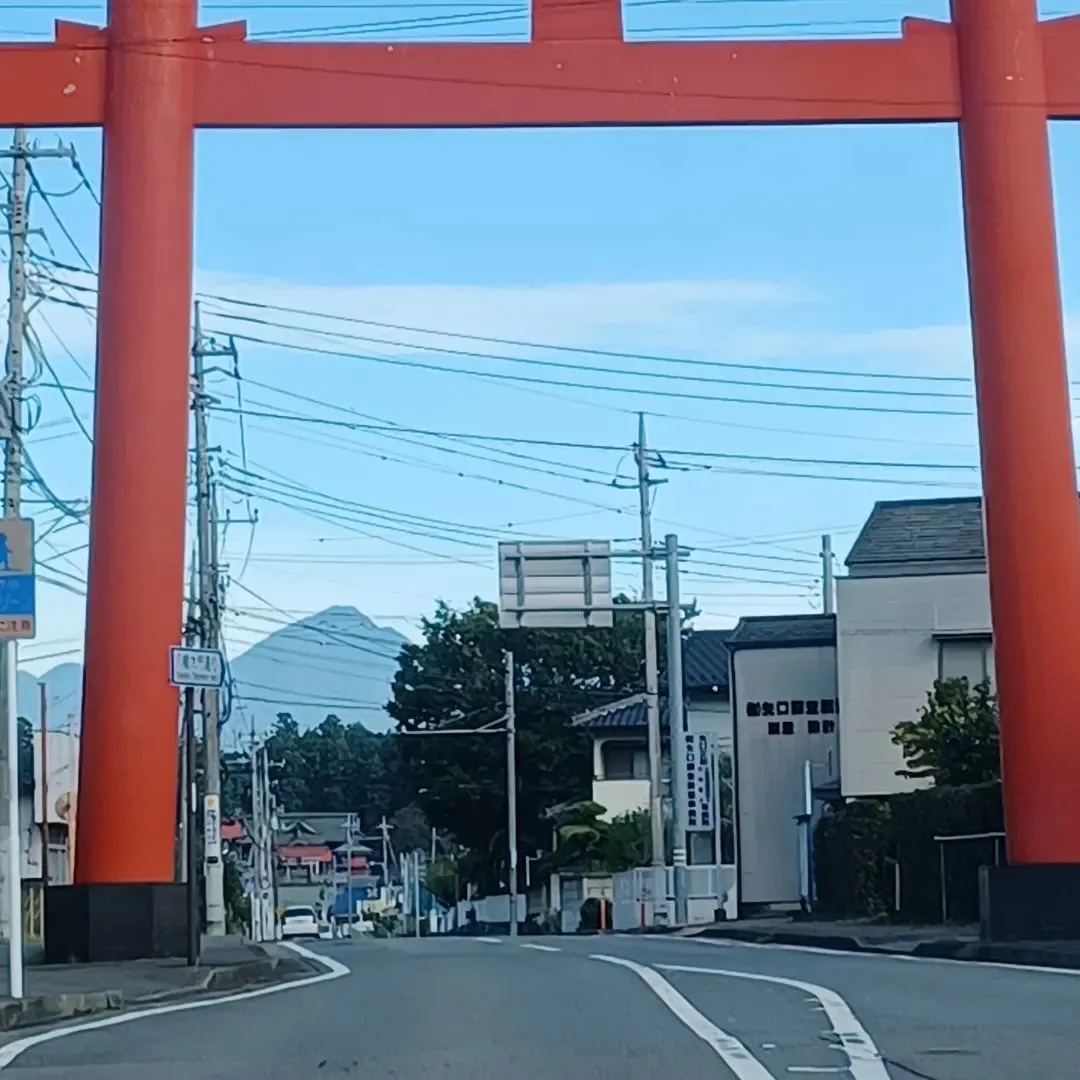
[280,905,320,940]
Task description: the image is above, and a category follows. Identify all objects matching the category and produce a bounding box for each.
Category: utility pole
[633,413,665,869]
[504,650,518,938]
[0,131,71,997]
[665,534,688,927]
[821,534,835,615]
[177,554,198,884]
[191,302,234,937]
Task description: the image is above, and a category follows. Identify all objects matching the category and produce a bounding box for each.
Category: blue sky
[6,0,1080,678]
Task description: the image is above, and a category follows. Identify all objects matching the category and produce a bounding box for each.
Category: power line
[199,291,972,386]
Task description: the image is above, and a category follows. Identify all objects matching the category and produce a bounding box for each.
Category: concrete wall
[592,778,649,819]
[732,644,838,907]
[836,572,990,798]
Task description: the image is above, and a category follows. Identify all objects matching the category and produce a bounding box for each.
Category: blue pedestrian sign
[0,517,35,640]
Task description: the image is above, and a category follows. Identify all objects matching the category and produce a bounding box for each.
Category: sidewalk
[0,936,319,1032]
[687,917,1080,969]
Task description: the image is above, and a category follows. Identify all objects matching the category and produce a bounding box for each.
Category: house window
[939,637,994,688]
[601,741,649,781]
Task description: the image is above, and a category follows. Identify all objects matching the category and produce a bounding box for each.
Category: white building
[571,495,990,920]
[727,613,838,912]
[572,629,734,866]
[837,496,993,798]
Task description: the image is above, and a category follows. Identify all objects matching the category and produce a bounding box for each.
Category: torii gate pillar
[4,0,1080,953]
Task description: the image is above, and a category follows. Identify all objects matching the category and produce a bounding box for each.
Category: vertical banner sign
[204,793,222,864]
[682,731,716,833]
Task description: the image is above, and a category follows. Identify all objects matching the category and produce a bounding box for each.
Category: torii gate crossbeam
[4,0,1080,948]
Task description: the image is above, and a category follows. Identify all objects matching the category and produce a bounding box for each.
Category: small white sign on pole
[169,645,225,688]
[204,793,222,864]
[497,540,613,629]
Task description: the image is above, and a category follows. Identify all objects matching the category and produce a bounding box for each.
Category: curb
[0,951,297,1032]
[696,926,1080,971]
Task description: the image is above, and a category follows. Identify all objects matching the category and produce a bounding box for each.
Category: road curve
[3,933,1076,1079]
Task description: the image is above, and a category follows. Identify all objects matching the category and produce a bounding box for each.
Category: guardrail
[934,831,1005,923]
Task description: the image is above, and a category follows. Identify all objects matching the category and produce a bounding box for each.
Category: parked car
[280,905,320,940]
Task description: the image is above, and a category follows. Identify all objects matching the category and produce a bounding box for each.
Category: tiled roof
[683,629,732,692]
[572,694,679,731]
[845,496,986,568]
[727,613,836,648]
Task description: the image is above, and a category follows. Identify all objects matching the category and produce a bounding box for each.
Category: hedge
[813,781,1003,923]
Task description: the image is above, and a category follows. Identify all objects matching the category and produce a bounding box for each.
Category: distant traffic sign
[0,517,35,640]
[169,645,225,688]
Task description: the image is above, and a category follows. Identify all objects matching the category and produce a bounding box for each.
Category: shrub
[579,896,613,932]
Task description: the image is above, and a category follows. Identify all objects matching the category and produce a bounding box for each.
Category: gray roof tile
[683,629,732,692]
[727,613,836,648]
[845,496,986,567]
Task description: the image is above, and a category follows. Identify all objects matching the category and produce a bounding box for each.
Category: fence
[612,865,735,930]
[933,831,1005,924]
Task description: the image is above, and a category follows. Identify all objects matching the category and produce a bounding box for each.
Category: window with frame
[938,636,994,688]
[601,740,649,781]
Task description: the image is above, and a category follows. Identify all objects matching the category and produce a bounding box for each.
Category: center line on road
[520,943,561,953]
[657,963,892,1080]
[592,954,777,1080]
[476,936,502,944]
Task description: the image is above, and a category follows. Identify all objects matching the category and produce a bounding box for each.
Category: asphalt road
[4,932,1079,1079]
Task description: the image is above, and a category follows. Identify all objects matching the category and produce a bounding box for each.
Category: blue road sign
[0,517,35,640]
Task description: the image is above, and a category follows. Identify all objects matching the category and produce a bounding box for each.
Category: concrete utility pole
[633,413,665,869]
[0,131,71,997]
[191,302,235,937]
[665,534,688,927]
[504,650,518,938]
[821,534,835,616]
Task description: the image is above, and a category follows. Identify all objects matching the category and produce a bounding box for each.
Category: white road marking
[520,943,561,953]
[675,933,1080,977]
[0,941,349,1071]
[476,936,502,944]
[591,954,777,1080]
[658,963,891,1080]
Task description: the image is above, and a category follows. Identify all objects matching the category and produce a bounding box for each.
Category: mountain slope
[227,605,407,735]
[17,606,409,736]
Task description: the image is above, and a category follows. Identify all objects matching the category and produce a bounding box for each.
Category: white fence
[612,865,736,930]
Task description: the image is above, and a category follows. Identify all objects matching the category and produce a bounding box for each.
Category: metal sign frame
[497,540,614,630]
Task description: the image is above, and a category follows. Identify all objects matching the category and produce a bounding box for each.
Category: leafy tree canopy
[544,801,651,874]
[388,598,645,890]
[891,676,1000,786]
[222,712,401,830]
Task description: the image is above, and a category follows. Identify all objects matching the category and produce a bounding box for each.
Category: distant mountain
[228,605,408,735]
[17,663,83,730]
[16,606,409,736]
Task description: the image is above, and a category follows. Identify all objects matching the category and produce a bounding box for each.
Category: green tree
[424,854,462,908]
[544,802,650,874]
[389,803,431,853]
[891,676,1000,786]
[229,712,400,830]
[389,598,645,891]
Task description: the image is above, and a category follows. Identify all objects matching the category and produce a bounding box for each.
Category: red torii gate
[3,0,1080,929]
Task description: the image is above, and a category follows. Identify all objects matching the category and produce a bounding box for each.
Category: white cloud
[33,266,1080,385]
